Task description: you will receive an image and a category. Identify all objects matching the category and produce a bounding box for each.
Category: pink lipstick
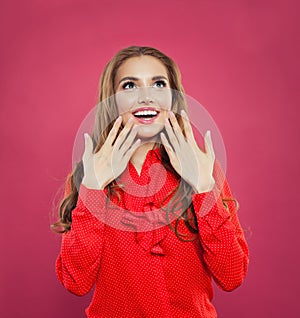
[132,107,160,124]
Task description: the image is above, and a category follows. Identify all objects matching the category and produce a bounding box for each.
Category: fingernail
[181,110,187,118]
[169,111,175,117]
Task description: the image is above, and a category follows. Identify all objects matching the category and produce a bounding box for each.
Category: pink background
[1,0,299,317]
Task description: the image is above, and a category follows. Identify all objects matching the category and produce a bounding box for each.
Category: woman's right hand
[81,116,141,190]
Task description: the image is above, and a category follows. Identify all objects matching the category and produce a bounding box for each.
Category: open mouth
[132,108,159,120]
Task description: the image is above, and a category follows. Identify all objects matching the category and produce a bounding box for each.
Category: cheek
[115,91,138,114]
[159,110,169,122]
[121,113,132,126]
[154,90,172,110]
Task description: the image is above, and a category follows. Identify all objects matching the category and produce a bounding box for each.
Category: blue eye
[122,81,136,90]
[153,80,167,88]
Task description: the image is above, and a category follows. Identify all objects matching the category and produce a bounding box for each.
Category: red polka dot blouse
[56,148,249,318]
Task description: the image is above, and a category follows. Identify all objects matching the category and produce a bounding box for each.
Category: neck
[130,140,159,173]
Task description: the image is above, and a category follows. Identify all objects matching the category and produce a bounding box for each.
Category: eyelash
[121,80,167,90]
[153,80,167,88]
[122,81,135,90]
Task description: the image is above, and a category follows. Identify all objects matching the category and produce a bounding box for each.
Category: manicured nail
[181,110,187,118]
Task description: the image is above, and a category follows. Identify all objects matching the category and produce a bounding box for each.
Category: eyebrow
[118,75,168,85]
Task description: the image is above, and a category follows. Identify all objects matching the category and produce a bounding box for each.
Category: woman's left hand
[160,110,216,193]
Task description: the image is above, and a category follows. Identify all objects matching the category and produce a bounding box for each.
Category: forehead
[116,55,168,79]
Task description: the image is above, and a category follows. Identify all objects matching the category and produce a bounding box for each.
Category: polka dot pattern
[56,148,249,317]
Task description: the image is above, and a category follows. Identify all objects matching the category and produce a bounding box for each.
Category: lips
[132,107,160,124]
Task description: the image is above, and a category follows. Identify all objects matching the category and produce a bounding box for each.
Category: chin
[136,123,164,141]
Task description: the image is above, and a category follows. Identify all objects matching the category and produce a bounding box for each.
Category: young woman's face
[114,55,172,141]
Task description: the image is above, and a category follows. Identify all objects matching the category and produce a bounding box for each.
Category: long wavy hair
[51,46,239,241]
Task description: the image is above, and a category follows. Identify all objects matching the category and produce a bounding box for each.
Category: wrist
[193,177,215,194]
[82,177,104,190]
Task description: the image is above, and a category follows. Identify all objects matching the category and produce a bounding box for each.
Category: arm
[192,162,249,291]
[57,118,140,295]
[56,182,106,296]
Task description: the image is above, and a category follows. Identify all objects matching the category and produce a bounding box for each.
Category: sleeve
[192,161,249,291]
[55,182,107,296]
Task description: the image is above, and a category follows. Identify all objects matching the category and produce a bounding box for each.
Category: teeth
[134,110,158,116]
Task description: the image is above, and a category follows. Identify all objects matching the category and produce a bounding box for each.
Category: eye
[153,80,167,88]
[122,81,136,90]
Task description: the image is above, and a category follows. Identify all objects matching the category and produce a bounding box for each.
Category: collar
[121,146,168,255]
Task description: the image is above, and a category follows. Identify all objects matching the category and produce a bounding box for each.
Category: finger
[119,124,138,154]
[106,116,123,145]
[123,138,141,162]
[168,111,185,144]
[164,118,180,152]
[204,131,215,159]
[160,132,175,160]
[181,110,197,145]
[114,116,135,150]
[83,133,93,160]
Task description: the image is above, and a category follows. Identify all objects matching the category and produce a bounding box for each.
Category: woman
[52,46,249,318]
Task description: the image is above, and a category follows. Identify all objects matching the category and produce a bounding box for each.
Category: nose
[137,86,154,104]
